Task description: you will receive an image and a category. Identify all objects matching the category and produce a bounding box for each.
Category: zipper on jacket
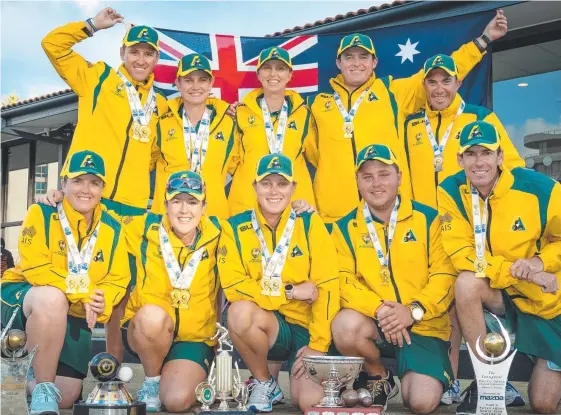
[110,87,142,200]
[77,220,83,250]
[384,227,402,303]
[486,202,493,255]
[433,113,442,191]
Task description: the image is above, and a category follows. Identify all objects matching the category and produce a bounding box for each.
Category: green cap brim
[66,170,106,183]
[338,44,375,57]
[255,171,294,183]
[459,141,501,154]
[123,39,159,52]
[176,67,214,78]
[166,190,205,201]
[424,65,457,79]
[257,57,292,71]
[356,157,397,172]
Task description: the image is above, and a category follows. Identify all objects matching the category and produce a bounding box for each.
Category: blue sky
[2,0,559,156]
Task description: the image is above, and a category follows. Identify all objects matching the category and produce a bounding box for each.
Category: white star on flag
[395,38,420,64]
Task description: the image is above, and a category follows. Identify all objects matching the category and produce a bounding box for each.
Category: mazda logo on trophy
[196,323,251,414]
[73,352,146,414]
[466,313,517,415]
[1,308,37,415]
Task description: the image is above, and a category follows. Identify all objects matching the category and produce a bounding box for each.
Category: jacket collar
[330,73,376,102]
[117,64,155,91]
[168,97,229,130]
[253,202,294,232]
[425,93,463,119]
[161,214,221,249]
[357,193,413,226]
[61,198,103,238]
[466,167,514,200]
[242,88,303,116]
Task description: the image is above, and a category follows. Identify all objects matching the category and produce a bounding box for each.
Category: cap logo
[80,155,96,169]
[433,55,444,66]
[351,35,363,46]
[270,48,280,59]
[267,156,281,169]
[365,145,378,158]
[468,125,484,140]
[191,55,202,67]
[138,28,149,39]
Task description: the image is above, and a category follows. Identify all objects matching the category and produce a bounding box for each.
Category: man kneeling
[331,144,457,414]
[120,171,222,413]
[1,151,130,414]
[438,121,561,415]
[218,154,340,412]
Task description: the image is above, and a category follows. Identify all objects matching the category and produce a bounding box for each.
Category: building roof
[268,0,409,37]
[1,88,73,110]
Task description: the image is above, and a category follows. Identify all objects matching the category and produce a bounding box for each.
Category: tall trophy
[303,355,384,415]
[1,308,37,415]
[196,323,251,414]
[466,313,517,415]
[73,352,146,414]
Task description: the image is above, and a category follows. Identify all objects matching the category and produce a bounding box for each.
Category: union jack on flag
[153,27,319,103]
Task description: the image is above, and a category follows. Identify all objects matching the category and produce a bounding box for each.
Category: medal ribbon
[117,71,156,126]
[183,108,211,173]
[261,98,289,154]
[333,88,370,125]
[363,199,399,269]
[424,99,465,160]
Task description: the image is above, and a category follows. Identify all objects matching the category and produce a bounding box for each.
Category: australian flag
[152,11,493,107]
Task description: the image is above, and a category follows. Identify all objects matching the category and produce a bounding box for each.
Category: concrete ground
[59,364,535,415]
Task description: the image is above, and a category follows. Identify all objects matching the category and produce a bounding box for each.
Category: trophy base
[196,410,254,415]
[73,401,146,415]
[306,406,384,415]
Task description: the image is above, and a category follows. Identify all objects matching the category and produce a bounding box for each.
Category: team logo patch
[248,116,255,125]
[267,157,281,169]
[167,128,177,141]
[415,132,423,145]
[15,291,22,301]
[80,155,96,169]
[468,125,483,140]
[59,240,66,251]
[93,249,104,262]
[365,145,378,158]
[138,28,149,39]
[403,229,417,242]
[201,249,209,261]
[368,92,377,102]
[439,213,452,224]
[270,48,280,59]
[290,245,303,258]
[113,82,125,97]
[360,233,372,248]
[351,35,363,46]
[218,245,228,257]
[22,226,36,238]
[215,131,225,141]
[122,216,133,225]
[324,101,332,111]
[433,55,444,66]
[251,248,260,260]
[511,217,526,232]
[191,55,202,67]
[288,121,297,130]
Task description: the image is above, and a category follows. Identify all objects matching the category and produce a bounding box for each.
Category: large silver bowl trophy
[196,323,251,414]
[466,313,517,415]
[73,352,146,414]
[0,308,37,415]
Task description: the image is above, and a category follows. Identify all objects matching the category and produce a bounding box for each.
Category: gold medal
[139,125,151,143]
[78,275,89,293]
[171,288,181,308]
[261,277,272,295]
[131,122,141,141]
[474,257,487,278]
[271,279,282,294]
[380,266,391,286]
[179,289,190,309]
[66,275,78,294]
[343,122,354,138]
[434,156,444,172]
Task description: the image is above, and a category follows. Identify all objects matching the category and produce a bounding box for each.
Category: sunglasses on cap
[166,177,203,192]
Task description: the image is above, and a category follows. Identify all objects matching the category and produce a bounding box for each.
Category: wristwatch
[285,284,294,300]
[408,302,425,323]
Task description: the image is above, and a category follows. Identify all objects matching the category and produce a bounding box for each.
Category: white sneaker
[441,379,462,405]
[505,382,525,407]
[247,376,284,404]
[136,378,161,412]
[247,377,278,412]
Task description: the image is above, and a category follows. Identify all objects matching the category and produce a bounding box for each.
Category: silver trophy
[1,308,37,415]
[73,352,146,414]
[466,313,517,415]
[303,356,364,408]
[196,323,250,413]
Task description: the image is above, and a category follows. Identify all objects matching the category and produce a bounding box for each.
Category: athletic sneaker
[136,378,161,412]
[247,376,279,412]
[29,382,61,415]
[246,376,284,404]
[457,380,525,414]
[441,379,462,405]
[366,370,399,410]
[505,382,525,407]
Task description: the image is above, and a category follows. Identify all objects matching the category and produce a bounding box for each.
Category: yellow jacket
[1,200,130,323]
[332,196,457,341]
[438,168,561,319]
[228,89,318,216]
[218,207,339,352]
[309,41,485,224]
[42,22,168,210]
[151,97,239,219]
[122,214,221,346]
[404,94,524,209]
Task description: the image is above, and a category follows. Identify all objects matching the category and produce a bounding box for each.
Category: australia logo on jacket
[360,234,372,248]
[290,245,303,257]
[167,128,177,141]
[215,131,225,141]
[93,249,104,262]
[511,217,526,232]
[403,229,417,243]
[288,121,297,131]
[113,82,126,98]
[250,248,260,262]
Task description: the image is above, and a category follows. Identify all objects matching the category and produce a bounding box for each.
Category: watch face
[412,307,424,321]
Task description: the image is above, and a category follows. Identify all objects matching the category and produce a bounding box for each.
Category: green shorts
[1,281,92,379]
[489,291,561,369]
[268,311,338,372]
[121,321,214,374]
[372,320,454,391]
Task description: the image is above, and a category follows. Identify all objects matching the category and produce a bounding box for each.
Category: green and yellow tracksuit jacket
[42,22,168,211]
[218,206,339,352]
[308,41,485,224]
[151,97,239,219]
[438,167,561,319]
[122,214,221,346]
[229,89,318,216]
[332,196,457,341]
[1,199,130,323]
[404,94,524,209]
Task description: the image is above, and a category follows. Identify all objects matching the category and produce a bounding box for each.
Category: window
[35,164,48,195]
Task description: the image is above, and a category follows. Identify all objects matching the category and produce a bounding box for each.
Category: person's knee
[161,389,197,413]
[331,309,368,348]
[132,305,173,341]
[455,271,486,299]
[227,301,258,335]
[293,388,323,412]
[58,382,83,409]
[530,398,559,414]
[28,287,68,317]
[402,375,442,415]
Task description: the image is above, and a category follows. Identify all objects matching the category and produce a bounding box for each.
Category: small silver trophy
[303,356,364,408]
[1,308,37,415]
[73,352,146,414]
[196,323,251,414]
[466,313,517,415]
